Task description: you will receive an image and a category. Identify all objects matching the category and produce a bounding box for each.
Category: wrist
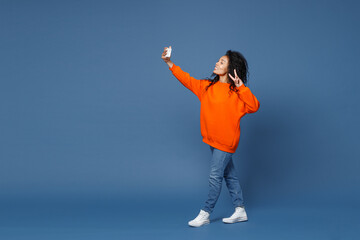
[237,83,245,89]
[167,61,174,69]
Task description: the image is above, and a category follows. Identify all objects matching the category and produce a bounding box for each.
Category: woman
[161,46,260,227]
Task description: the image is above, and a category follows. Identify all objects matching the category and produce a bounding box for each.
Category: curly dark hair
[204,50,249,97]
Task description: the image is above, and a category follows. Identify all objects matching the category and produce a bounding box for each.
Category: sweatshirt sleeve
[237,84,260,113]
[169,64,204,101]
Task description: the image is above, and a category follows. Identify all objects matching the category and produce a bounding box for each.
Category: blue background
[1,0,359,239]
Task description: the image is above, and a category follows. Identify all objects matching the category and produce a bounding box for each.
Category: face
[213,55,229,76]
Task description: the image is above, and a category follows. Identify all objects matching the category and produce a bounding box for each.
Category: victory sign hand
[228,69,244,87]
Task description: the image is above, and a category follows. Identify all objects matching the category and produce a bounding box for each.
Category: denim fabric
[202,146,245,214]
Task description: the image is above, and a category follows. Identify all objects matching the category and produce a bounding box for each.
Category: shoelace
[231,208,245,218]
[195,211,208,220]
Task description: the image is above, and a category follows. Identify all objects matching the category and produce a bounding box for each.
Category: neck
[219,74,229,83]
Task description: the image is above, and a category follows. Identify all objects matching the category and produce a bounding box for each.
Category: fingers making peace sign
[228,69,244,87]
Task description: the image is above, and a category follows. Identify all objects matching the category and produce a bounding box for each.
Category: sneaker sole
[188,220,210,227]
[222,217,248,224]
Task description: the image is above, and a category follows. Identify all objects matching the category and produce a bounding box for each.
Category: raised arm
[161,46,204,100]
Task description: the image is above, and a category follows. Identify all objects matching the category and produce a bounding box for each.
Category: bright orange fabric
[170,63,260,153]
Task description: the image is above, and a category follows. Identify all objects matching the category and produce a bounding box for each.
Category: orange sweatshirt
[169,63,260,153]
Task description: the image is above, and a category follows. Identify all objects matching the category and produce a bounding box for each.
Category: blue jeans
[202,146,245,214]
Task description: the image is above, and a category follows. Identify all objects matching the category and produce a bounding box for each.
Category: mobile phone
[165,46,172,58]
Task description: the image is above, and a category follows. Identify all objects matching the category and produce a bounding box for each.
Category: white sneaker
[222,206,248,223]
[188,209,210,227]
